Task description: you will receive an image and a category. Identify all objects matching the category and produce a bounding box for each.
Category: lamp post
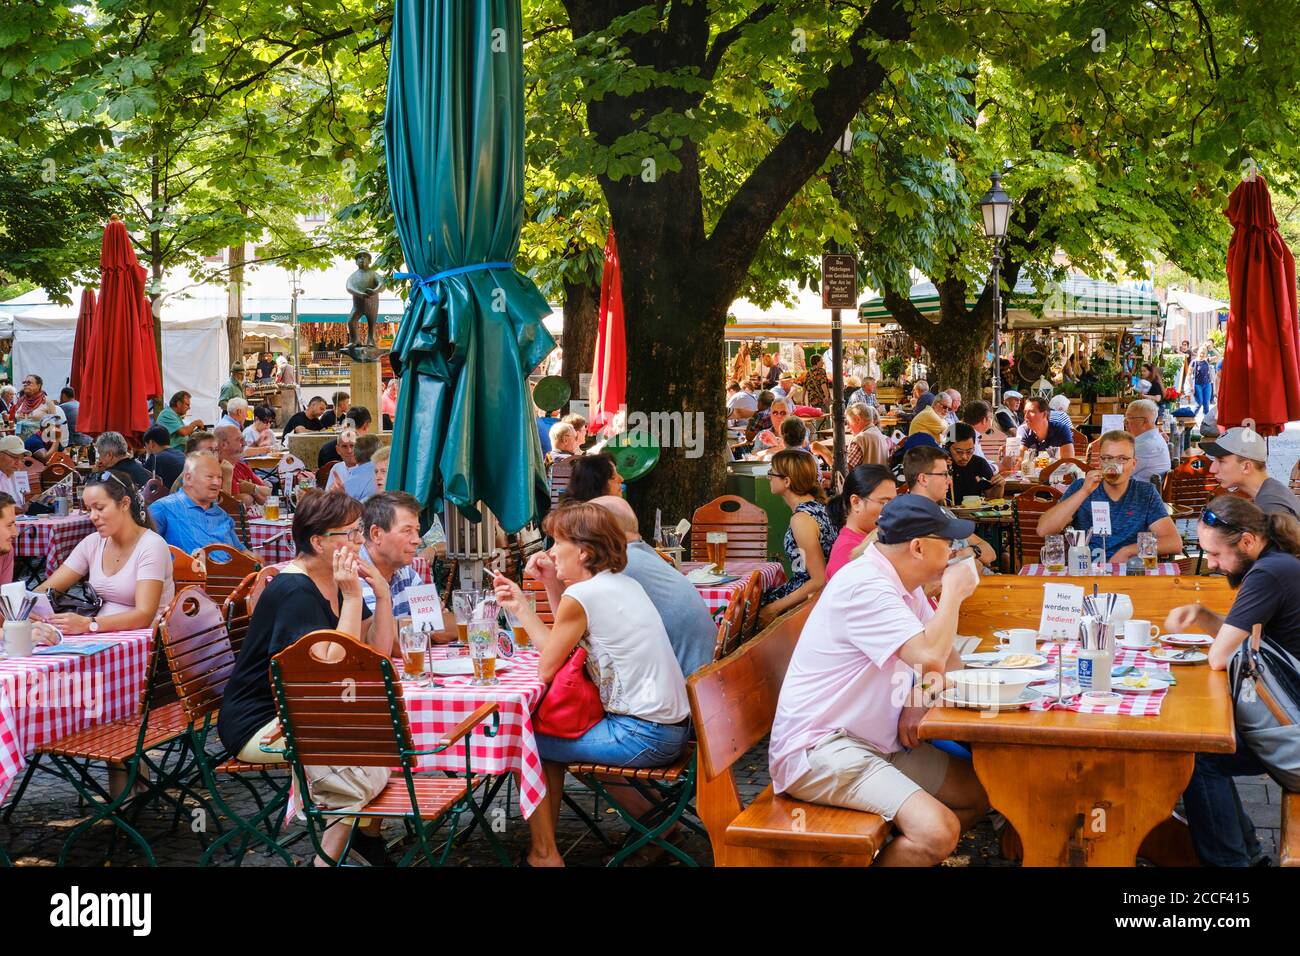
[827,125,854,479]
[978,171,1012,406]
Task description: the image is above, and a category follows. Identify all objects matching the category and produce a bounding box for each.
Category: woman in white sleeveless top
[494,502,689,867]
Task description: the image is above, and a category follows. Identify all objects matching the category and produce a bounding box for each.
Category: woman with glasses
[217,489,398,866]
[760,449,836,626]
[752,398,793,453]
[34,472,174,634]
[825,465,896,580]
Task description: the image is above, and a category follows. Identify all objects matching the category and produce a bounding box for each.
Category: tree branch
[702,3,777,80]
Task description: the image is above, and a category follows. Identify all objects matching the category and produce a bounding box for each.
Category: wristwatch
[88,617,99,633]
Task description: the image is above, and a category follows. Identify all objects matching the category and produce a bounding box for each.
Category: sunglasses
[1201,508,1246,535]
[93,470,127,490]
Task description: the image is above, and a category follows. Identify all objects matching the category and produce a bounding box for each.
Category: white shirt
[0,469,27,509]
[768,544,934,793]
[563,570,689,724]
[1132,427,1172,483]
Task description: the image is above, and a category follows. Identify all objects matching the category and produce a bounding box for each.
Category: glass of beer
[451,589,481,652]
[1138,532,1158,571]
[265,495,280,520]
[706,531,728,574]
[505,592,536,649]
[1041,534,1066,572]
[400,625,428,683]
[468,611,498,686]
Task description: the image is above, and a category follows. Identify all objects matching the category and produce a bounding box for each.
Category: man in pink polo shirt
[768,494,989,865]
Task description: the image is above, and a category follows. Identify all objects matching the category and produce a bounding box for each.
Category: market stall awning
[727,283,890,341]
[725,320,891,341]
[858,274,1162,331]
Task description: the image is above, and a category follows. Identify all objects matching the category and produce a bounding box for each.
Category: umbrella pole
[831,309,845,477]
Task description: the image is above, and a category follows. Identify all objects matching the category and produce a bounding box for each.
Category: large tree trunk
[558,275,598,411]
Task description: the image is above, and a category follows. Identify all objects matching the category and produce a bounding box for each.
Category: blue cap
[876,493,976,545]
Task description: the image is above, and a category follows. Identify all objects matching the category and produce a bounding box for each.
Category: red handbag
[533,644,605,739]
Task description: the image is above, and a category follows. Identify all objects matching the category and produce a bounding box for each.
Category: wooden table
[919,575,1236,866]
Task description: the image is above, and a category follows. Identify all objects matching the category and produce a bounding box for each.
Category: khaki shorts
[784,729,950,822]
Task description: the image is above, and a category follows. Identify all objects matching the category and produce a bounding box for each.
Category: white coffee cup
[1123,619,1159,646]
[998,628,1038,655]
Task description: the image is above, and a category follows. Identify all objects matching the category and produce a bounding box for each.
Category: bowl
[948,669,1039,704]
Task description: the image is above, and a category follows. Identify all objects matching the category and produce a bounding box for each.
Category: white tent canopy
[11,297,230,424]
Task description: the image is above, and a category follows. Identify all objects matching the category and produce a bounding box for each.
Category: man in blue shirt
[1016,395,1074,452]
[591,495,716,676]
[1034,430,1181,561]
[149,451,244,553]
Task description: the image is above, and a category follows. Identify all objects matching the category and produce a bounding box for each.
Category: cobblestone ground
[2,735,1278,866]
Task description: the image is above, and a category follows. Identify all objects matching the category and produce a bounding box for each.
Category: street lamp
[978,170,1012,406]
[827,126,854,478]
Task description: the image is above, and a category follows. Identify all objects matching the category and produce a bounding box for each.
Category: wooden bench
[687,601,891,865]
[1283,790,1299,867]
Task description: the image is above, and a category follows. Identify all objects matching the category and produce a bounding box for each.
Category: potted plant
[881,355,906,385]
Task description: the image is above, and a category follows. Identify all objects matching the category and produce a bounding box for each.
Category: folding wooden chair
[1162,456,1223,547]
[315,463,336,488]
[1039,457,1088,487]
[1012,485,1063,570]
[267,630,509,867]
[140,476,168,506]
[248,564,281,613]
[217,491,252,549]
[222,572,257,658]
[198,543,261,605]
[170,545,207,589]
[39,462,75,491]
[2,623,204,865]
[158,587,295,866]
[712,586,748,662]
[981,430,1007,471]
[690,495,769,562]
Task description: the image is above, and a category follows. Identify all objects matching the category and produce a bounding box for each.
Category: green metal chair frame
[1,626,214,866]
[268,630,511,867]
[157,586,296,866]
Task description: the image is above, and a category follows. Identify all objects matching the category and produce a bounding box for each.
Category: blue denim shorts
[536,713,688,767]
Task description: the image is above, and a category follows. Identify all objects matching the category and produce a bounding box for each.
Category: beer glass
[265,495,280,520]
[1137,532,1158,571]
[451,589,481,651]
[1040,534,1066,572]
[706,531,728,574]
[468,611,498,686]
[505,592,536,649]
[400,625,428,683]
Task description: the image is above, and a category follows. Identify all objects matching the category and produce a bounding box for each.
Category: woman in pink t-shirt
[37,472,175,632]
[825,464,897,580]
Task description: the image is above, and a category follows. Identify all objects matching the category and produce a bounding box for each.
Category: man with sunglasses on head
[1036,429,1180,561]
[1200,426,1300,520]
[1165,495,1300,866]
[148,450,243,553]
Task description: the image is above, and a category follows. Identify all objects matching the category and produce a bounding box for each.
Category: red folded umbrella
[69,286,95,396]
[78,217,163,441]
[590,228,626,434]
[1219,177,1300,437]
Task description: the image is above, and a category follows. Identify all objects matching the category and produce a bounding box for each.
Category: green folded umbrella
[385,0,555,532]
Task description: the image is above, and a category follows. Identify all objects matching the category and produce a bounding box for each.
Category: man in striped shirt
[359,490,424,619]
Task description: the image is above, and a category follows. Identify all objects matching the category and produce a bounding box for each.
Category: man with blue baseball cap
[768,494,988,866]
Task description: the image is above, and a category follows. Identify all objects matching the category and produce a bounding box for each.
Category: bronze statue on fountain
[343,251,384,362]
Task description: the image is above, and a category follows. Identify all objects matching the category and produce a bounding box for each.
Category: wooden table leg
[973,745,1194,866]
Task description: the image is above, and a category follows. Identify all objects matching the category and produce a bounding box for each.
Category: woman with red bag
[493,502,690,867]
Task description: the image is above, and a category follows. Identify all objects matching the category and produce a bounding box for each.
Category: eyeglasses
[921,535,961,554]
[768,471,786,480]
[1099,455,1133,465]
[1201,508,1245,535]
[321,526,365,543]
[923,471,952,480]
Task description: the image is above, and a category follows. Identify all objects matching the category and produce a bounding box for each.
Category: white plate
[941,686,1041,711]
[1116,639,1159,651]
[426,658,514,677]
[1111,674,1174,693]
[1160,633,1212,647]
[1148,648,1208,665]
[961,652,1049,669]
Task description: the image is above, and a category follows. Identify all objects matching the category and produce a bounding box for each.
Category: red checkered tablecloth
[680,560,787,619]
[288,645,548,819]
[1018,563,1179,576]
[248,518,295,564]
[0,630,152,804]
[1025,640,1172,716]
[14,514,96,577]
